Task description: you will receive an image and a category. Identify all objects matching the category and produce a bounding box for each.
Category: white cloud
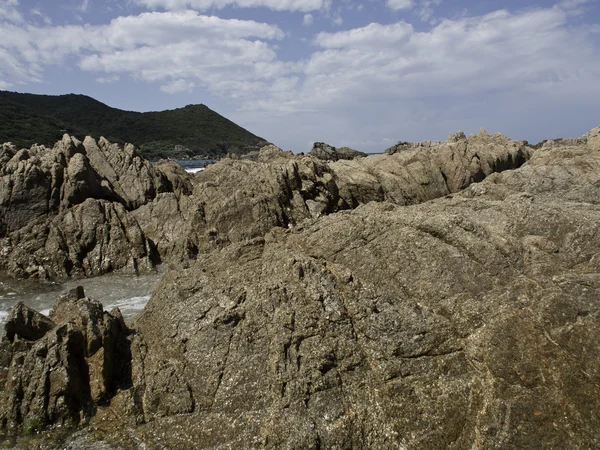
[417,0,441,22]
[386,0,414,11]
[315,22,413,48]
[303,13,313,26]
[96,75,120,83]
[136,0,324,12]
[0,10,295,102]
[79,0,91,12]
[0,0,23,23]
[0,2,598,152]
[332,15,343,26]
[160,78,195,93]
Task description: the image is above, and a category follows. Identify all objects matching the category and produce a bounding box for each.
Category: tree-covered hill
[0,91,267,160]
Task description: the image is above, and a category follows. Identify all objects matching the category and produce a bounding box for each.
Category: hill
[0,91,267,160]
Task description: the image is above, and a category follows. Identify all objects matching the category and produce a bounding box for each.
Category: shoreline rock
[1,126,600,448]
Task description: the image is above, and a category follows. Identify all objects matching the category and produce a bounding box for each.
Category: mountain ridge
[0,90,267,160]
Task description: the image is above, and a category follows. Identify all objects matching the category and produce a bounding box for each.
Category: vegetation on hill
[0,91,267,160]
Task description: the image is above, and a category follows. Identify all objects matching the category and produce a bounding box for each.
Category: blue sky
[0,0,599,152]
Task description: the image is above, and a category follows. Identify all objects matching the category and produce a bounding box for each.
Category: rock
[0,287,132,432]
[4,302,56,343]
[135,135,531,269]
[82,137,171,210]
[310,142,367,161]
[124,137,600,449]
[1,199,158,279]
[331,128,531,208]
[586,125,600,151]
[0,134,171,280]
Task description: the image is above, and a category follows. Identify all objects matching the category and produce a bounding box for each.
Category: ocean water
[0,268,165,327]
[0,160,211,327]
[176,159,215,173]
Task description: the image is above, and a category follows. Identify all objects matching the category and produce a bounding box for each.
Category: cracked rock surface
[2,127,600,449]
[0,135,174,279]
[119,135,600,448]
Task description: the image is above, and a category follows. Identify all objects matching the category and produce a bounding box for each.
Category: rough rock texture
[310,142,368,161]
[0,134,177,279]
[2,127,600,448]
[331,129,530,208]
[586,125,600,151]
[119,136,600,449]
[0,131,530,280]
[384,139,443,155]
[135,132,531,266]
[0,287,131,433]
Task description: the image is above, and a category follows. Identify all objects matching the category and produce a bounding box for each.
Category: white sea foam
[105,295,151,315]
[186,167,205,174]
[0,310,8,324]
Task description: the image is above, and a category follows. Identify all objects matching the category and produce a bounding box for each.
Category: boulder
[310,142,367,161]
[0,287,132,432]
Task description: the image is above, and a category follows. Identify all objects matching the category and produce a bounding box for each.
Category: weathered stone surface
[82,136,171,210]
[586,125,600,151]
[4,302,55,343]
[0,287,132,433]
[332,129,531,208]
[1,199,158,279]
[3,127,600,449]
[123,138,600,449]
[0,134,174,280]
[310,142,367,161]
[135,134,531,267]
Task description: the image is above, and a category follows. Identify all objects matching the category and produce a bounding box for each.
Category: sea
[0,160,208,327]
[170,159,215,173]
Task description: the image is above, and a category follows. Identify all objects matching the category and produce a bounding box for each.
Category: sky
[0,0,599,153]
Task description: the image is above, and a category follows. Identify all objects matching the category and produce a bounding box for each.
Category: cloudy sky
[0,0,599,152]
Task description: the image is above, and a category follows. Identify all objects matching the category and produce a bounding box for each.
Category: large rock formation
[0,135,179,279]
[309,142,367,161]
[0,130,531,280]
[118,134,600,449]
[134,130,531,265]
[2,127,600,449]
[0,287,131,433]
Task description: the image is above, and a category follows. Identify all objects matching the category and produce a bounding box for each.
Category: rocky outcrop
[310,142,367,161]
[0,287,131,433]
[135,133,532,266]
[0,131,532,280]
[0,134,181,279]
[2,128,600,449]
[384,139,443,155]
[333,129,531,207]
[123,137,600,449]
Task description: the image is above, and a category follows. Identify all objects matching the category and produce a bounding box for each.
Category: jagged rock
[4,302,56,343]
[331,128,531,208]
[153,160,193,197]
[134,148,343,262]
[0,134,173,280]
[135,135,531,268]
[587,125,600,151]
[82,136,171,210]
[122,138,600,449]
[1,199,158,279]
[310,142,367,161]
[0,287,131,433]
[385,139,443,155]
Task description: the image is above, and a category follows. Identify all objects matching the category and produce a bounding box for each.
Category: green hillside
[0,91,267,160]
